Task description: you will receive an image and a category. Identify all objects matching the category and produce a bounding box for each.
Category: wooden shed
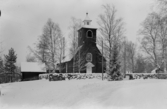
[21,62,46,81]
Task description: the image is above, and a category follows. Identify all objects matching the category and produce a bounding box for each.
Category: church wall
[78,28,96,47]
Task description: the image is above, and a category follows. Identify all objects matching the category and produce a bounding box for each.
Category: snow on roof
[21,62,46,72]
[79,25,97,30]
[61,45,83,63]
[74,45,82,55]
[61,55,71,63]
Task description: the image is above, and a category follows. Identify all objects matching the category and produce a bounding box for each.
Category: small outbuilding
[21,62,46,81]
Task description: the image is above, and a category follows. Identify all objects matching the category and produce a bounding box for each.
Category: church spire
[83,12,92,25]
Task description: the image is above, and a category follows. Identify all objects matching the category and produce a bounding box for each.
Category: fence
[130,73,167,79]
[0,73,22,84]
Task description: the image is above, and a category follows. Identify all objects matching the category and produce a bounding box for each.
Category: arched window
[86,53,92,62]
[86,30,93,38]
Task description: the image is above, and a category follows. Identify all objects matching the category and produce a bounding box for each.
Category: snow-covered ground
[0,79,167,109]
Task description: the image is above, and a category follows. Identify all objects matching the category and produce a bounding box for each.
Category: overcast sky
[0,0,155,65]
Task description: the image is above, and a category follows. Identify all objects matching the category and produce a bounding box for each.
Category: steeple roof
[78,13,97,30]
[84,13,91,21]
[83,13,92,25]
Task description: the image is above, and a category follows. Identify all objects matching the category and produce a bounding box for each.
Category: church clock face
[86,53,92,62]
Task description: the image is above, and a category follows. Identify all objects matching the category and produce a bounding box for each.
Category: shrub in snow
[125,74,134,80]
[48,73,65,81]
[156,74,167,79]
[39,74,49,80]
[47,73,109,81]
[131,73,167,79]
[63,73,107,80]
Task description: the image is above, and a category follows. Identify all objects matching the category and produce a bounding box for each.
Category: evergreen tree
[109,43,122,81]
[4,48,17,82]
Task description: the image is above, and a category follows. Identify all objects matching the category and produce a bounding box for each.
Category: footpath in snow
[0,79,167,109]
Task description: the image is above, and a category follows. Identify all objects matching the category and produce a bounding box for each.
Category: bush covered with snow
[155,73,167,79]
[132,73,167,79]
[66,73,108,80]
[38,73,167,82]
[44,73,108,81]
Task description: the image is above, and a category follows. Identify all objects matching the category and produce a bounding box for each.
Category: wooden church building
[60,13,106,73]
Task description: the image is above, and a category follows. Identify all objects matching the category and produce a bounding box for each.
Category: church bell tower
[59,13,106,73]
[78,13,97,47]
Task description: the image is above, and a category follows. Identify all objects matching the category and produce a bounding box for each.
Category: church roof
[61,55,71,63]
[61,45,83,63]
[81,25,97,29]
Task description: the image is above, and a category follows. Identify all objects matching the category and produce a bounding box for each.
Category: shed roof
[21,62,46,72]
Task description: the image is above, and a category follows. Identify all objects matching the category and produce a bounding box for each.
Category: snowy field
[0,79,167,109]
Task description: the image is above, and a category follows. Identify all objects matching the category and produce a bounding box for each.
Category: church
[60,13,106,73]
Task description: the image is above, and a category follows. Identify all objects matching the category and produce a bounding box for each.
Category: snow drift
[0,79,167,109]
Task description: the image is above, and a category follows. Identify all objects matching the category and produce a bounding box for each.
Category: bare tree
[125,41,136,73]
[68,17,82,73]
[152,0,167,72]
[73,54,86,73]
[29,19,63,72]
[73,46,89,73]
[140,1,167,71]
[69,17,82,58]
[28,33,49,68]
[156,14,167,72]
[57,37,66,73]
[134,54,146,73]
[140,12,160,67]
[157,0,167,13]
[97,4,125,75]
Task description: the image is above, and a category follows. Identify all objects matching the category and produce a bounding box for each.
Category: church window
[86,30,93,38]
[86,53,92,62]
